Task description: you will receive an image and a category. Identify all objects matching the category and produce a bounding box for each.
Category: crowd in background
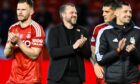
[0,0,140,59]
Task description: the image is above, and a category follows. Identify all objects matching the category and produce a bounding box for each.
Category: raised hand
[8,29,19,45]
[117,38,126,53]
[73,35,87,49]
[79,35,87,47]
[126,44,135,53]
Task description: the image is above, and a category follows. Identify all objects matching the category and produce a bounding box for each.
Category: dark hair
[115,1,130,9]
[59,3,75,18]
[18,0,34,8]
[103,0,130,10]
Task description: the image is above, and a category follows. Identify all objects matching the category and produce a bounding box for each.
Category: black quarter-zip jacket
[95,20,140,84]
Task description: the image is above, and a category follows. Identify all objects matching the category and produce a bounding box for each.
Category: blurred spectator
[87,11,103,36]
[87,1,103,37]
[45,24,54,45]
[0,45,4,59]
[133,2,140,27]
[0,38,5,58]
[33,3,53,30]
[0,0,16,45]
[76,3,88,27]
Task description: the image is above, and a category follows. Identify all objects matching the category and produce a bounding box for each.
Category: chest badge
[19,34,23,39]
[26,32,31,39]
[130,37,135,44]
[91,37,95,42]
[113,38,118,42]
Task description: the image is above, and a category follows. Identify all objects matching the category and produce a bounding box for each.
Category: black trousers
[48,75,82,84]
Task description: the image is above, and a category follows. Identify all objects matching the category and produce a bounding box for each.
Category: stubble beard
[71,18,77,25]
[18,14,30,23]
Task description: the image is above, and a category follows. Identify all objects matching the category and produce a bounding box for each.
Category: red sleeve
[90,26,98,46]
[90,23,108,46]
[31,25,46,48]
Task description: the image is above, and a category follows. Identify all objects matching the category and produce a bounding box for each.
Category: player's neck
[20,18,32,28]
[116,19,124,27]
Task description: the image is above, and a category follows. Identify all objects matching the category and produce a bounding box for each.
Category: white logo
[113,38,118,42]
[91,37,95,42]
[26,33,31,39]
[130,37,135,44]
[32,39,43,46]
[15,40,31,47]
[19,34,23,39]
[24,40,31,47]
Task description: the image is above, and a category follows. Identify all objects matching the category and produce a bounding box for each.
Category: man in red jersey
[4,0,45,84]
[90,0,118,84]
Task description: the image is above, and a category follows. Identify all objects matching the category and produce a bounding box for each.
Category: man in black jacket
[47,3,91,84]
[95,1,140,84]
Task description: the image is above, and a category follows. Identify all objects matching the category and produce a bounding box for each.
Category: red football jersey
[91,23,108,46]
[6,21,45,84]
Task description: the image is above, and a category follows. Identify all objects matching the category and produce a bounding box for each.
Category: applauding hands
[73,35,87,49]
[116,38,136,53]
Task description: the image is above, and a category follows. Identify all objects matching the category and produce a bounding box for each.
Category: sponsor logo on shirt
[32,39,43,46]
[24,40,31,47]
[15,40,31,47]
[26,32,31,39]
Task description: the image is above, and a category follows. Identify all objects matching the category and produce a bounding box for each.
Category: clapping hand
[73,35,87,49]
[8,29,19,45]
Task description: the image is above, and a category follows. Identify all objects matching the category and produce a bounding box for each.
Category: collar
[109,19,135,33]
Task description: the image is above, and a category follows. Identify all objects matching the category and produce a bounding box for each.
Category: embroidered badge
[130,37,135,44]
[113,38,118,42]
